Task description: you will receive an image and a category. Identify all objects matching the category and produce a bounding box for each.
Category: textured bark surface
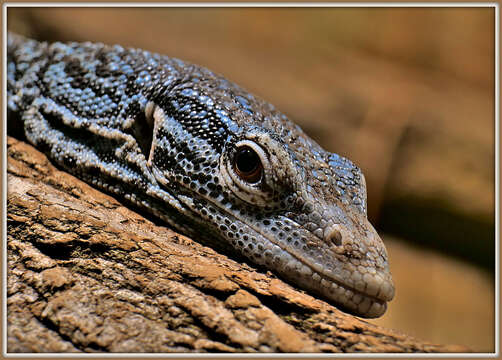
[6,136,469,353]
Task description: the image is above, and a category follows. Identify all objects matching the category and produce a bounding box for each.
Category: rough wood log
[6,136,469,353]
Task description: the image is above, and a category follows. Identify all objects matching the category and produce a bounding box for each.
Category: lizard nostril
[325,226,343,247]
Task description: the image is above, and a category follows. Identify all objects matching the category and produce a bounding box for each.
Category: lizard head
[216,122,395,318]
[147,69,394,318]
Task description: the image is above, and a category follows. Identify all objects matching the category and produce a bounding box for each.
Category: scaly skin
[7,32,394,318]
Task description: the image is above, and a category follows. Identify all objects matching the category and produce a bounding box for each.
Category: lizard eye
[220,138,274,205]
[234,146,263,183]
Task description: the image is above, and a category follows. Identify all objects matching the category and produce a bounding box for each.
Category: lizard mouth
[289,254,391,318]
[280,217,394,289]
[269,226,394,318]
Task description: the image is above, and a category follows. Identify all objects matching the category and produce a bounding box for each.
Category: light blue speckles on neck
[121,64,134,75]
[108,62,119,72]
[135,70,152,85]
[181,88,197,97]
[180,103,191,112]
[190,110,207,119]
[112,44,124,52]
[198,95,214,107]
[214,109,231,124]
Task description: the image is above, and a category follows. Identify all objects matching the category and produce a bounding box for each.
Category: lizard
[7,32,394,318]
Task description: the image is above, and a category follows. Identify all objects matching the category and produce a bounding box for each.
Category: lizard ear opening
[128,102,155,160]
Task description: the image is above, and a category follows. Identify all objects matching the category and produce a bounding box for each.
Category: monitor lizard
[7,32,394,318]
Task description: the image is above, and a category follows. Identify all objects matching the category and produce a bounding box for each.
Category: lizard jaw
[254,227,394,318]
[264,225,395,318]
[285,244,394,318]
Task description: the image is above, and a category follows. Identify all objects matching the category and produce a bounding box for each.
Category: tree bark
[6,136,468,353]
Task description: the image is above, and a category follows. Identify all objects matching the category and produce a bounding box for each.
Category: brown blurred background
[7,6,496,352]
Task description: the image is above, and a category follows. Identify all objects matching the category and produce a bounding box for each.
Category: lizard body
[7,32,394,318]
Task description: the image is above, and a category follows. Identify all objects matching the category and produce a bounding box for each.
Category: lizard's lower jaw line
[284,257,394,318]
[286,252,394,318]
[271,218,394,318]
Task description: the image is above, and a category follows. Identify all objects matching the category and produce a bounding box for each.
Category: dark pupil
[236,147,259,174]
